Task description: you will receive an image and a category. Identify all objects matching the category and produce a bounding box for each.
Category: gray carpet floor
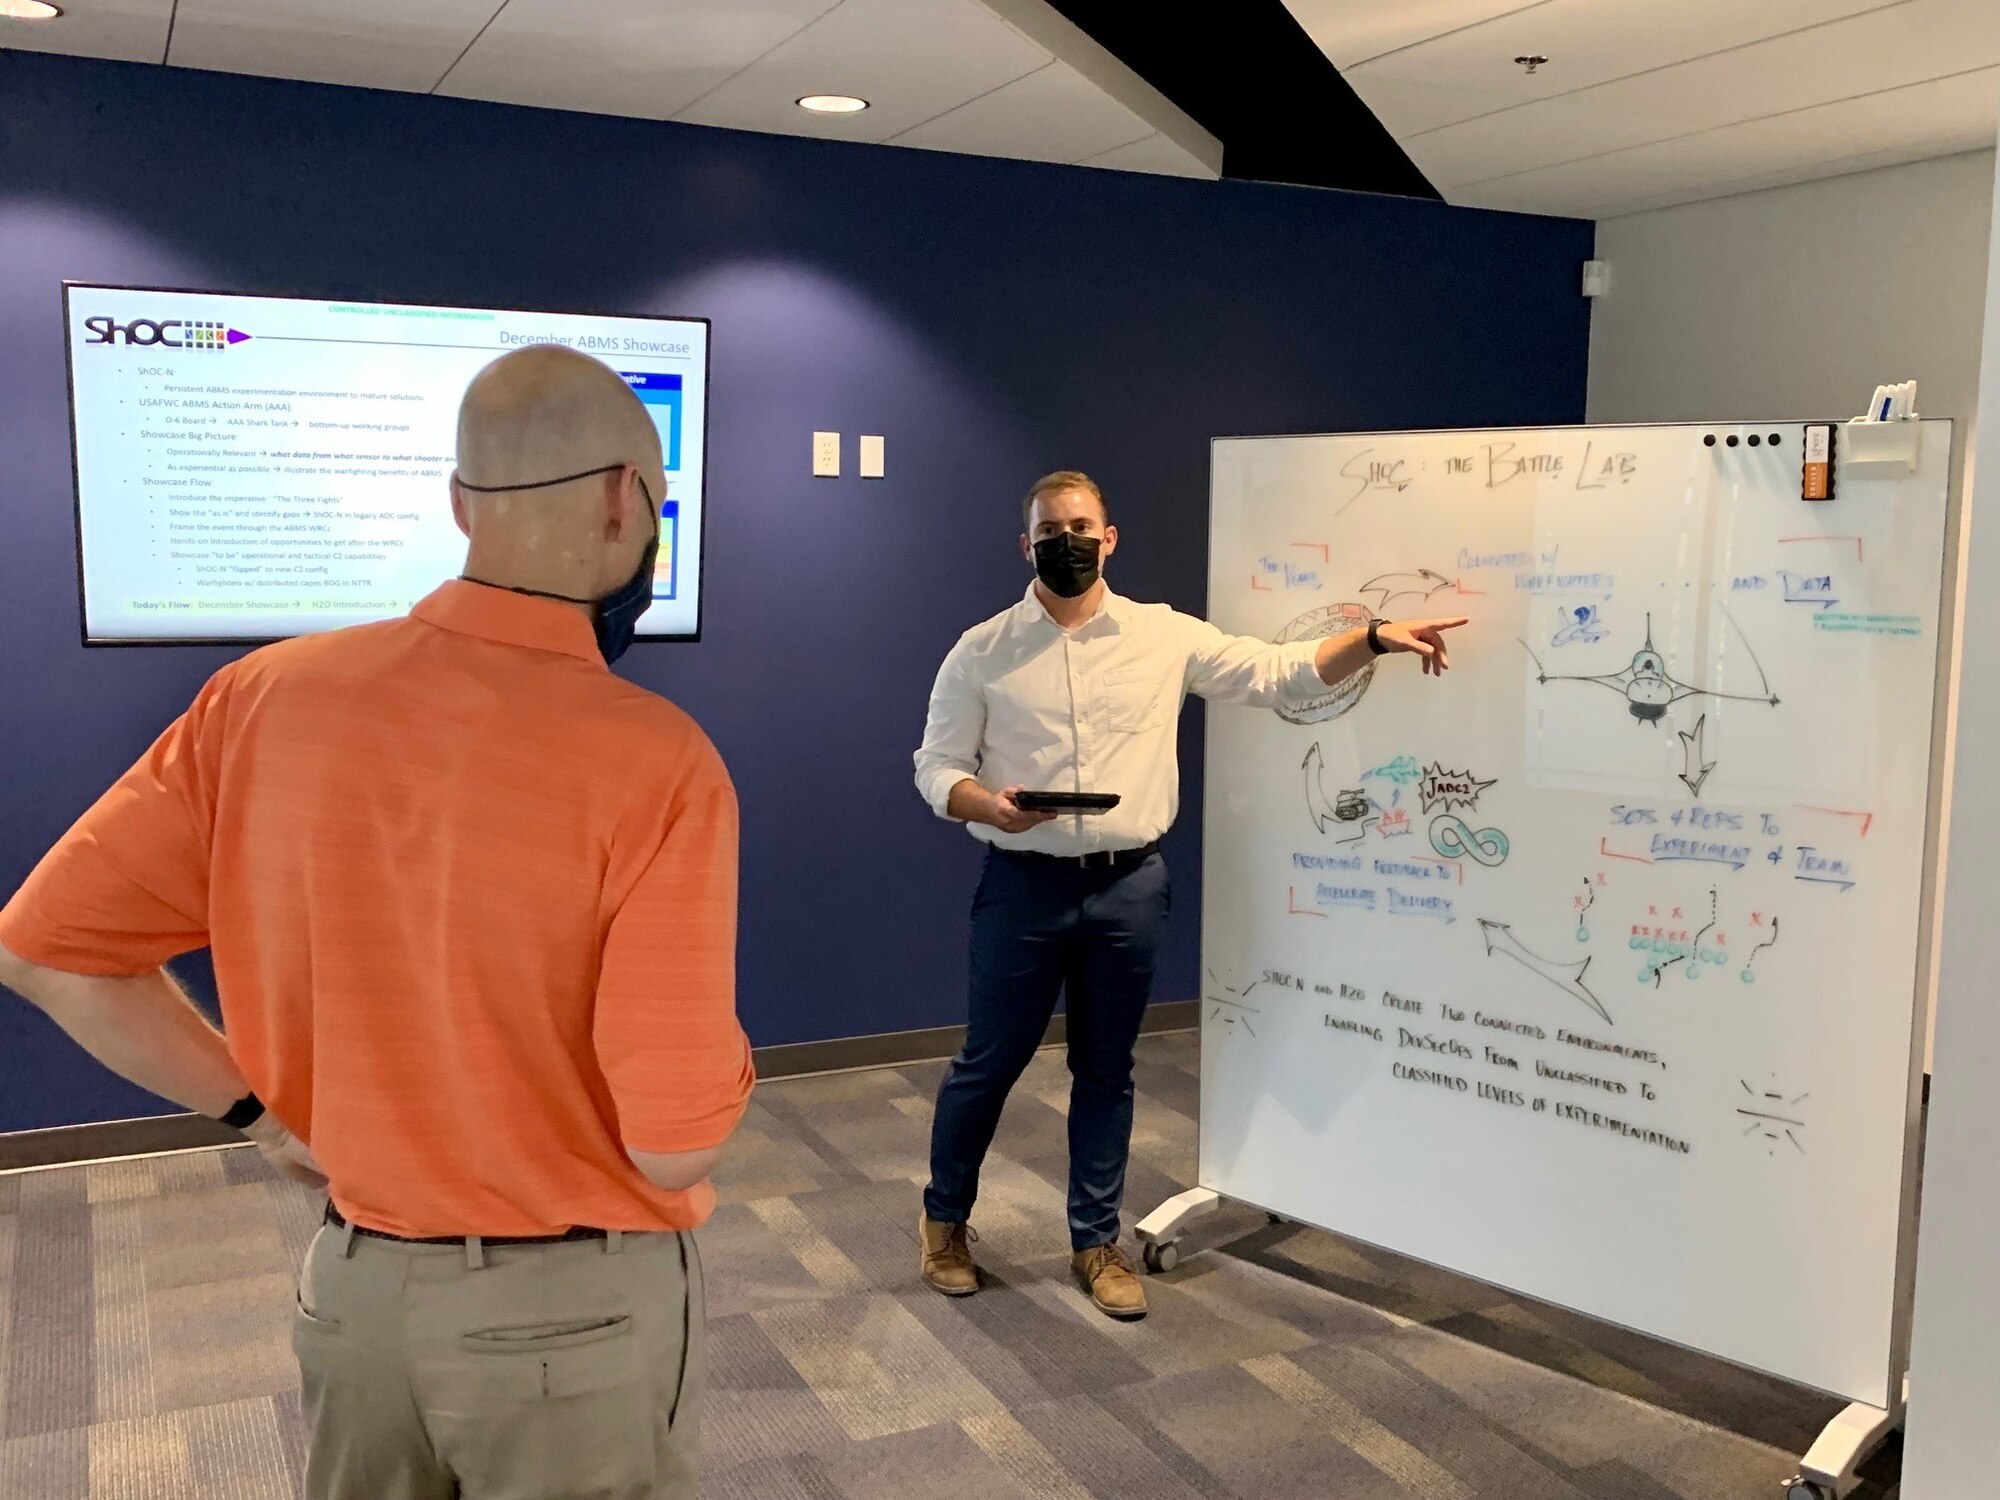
[0,1030,1897,1498]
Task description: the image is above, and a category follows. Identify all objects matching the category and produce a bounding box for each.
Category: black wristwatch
[1366,619,1390,656]
[218,1092,267,1131]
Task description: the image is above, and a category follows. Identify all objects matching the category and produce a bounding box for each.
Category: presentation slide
[64,284,709,643]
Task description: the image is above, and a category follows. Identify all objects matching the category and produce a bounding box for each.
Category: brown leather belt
[325,1201,609,1247]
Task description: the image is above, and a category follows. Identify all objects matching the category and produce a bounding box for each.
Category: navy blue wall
[0,50,1593,1133]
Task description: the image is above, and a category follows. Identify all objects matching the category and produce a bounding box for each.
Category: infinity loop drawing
[1429,815,1510,866]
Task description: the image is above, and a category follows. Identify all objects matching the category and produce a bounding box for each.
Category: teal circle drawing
[1740,969,1756,985]
[1576,927,1588,943]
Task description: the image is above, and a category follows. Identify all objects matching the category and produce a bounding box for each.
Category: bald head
[457,343,662,490]
[451,345,665,603]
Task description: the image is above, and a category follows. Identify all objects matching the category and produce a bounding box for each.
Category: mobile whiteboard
[1199,421,1950,1406]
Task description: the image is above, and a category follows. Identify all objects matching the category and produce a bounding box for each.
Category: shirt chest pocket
[1101,665,1167,734]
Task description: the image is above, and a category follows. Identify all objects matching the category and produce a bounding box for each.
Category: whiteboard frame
[1165,418,1958,1419]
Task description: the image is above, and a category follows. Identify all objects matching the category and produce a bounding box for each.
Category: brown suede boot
[920,1215,980,1296]
[1073,1242,1148,1320]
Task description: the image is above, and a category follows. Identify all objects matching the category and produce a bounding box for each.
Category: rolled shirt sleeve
[592,740,755,1155]
[0,670,230,975]
[913,636,987,818]
[1180,615,1326,709]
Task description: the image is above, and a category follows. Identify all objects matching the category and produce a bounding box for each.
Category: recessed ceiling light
[0,1,64,18]
[797,95,869,115]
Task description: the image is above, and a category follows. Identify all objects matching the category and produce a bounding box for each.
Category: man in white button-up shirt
[912,471,1464,1319]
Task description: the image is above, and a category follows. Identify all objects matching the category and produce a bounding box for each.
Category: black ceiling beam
[1045,0,1440,200]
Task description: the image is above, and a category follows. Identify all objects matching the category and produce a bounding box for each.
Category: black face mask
[591,523,660,667]
[456,464,660,665]
[1033,532,1103,599]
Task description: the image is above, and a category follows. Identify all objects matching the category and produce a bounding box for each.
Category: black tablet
[1015,792,1122,813]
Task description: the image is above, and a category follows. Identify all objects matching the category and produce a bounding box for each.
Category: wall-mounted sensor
[1516,55,1548,74]
[1581,260,1609,298]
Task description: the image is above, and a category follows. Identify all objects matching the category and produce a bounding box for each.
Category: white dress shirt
[914,583,1326,855]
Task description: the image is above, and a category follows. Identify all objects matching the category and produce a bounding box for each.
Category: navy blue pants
[924,847,1169,1251]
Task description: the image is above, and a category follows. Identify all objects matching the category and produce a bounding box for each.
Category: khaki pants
[293,1220,705,1500]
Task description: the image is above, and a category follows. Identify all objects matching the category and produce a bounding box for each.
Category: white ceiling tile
[891,59,1152,164]
[4,0,1211,180]
[1282,0,1532,71]
[1080,131,1219,179]
[675,0,1050,143]
[1450,65,1999,217]
[1347,72,1525,140]
[979,0,1220,170]
[437,0,840,121]
[0,0,170,64]
[168,0,499,94]
[1349,0,1901,137]
[1414,0,2000,188]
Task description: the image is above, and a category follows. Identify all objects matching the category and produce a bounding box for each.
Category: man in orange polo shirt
[0,344,753,1500]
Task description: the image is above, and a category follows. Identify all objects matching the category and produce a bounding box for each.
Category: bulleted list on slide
[66,288,708,641]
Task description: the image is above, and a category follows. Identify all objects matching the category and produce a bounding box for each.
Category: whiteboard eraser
[1802,424,1833,501]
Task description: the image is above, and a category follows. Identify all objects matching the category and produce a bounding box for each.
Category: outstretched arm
[1191,616,1469,707]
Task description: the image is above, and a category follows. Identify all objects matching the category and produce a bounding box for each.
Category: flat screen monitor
[62,283,709,644]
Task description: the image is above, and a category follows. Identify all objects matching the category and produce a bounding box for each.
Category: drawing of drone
[1520,612,1778,726]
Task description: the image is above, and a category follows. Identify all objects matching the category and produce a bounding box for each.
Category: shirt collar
[1019,580,1126,633]
[410,580,605,667]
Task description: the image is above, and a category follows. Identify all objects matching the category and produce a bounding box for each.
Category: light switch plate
[859,435,885,479]
[812,431,840,477]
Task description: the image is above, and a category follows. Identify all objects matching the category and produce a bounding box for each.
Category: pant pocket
[459,1315,642,1401]
[434,1317,657,1497]
[460,1316,633,1355]
[665,1239,697,1431]
[294,1294,343,1334]
[293,1226,344,1334]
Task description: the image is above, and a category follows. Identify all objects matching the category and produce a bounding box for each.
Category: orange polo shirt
[0,581,753,1237]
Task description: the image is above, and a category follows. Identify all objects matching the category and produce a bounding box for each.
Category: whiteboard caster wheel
[1784,1476,1832,1500]
[1142,1241,1178,1274]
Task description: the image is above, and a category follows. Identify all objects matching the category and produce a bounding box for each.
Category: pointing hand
[1377,617,1469,677]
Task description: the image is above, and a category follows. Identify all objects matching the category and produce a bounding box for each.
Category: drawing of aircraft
[1520,612,1778,726]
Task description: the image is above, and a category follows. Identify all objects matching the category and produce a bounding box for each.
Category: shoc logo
[82,316,245,350]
